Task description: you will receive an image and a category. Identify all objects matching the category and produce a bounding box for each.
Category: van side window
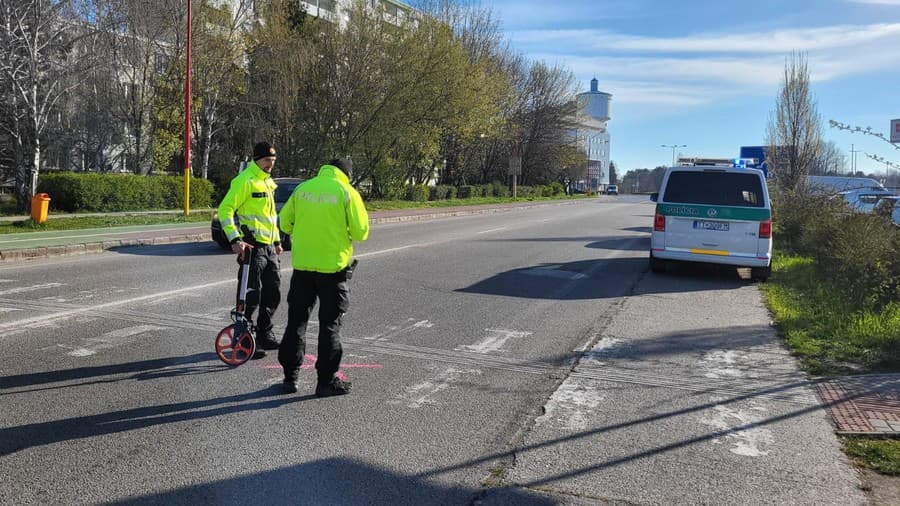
[663,172,765,208]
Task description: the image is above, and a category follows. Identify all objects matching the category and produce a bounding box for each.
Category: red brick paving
[816,374,900,434]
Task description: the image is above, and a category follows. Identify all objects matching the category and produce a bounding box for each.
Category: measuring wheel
[215,324,256,366]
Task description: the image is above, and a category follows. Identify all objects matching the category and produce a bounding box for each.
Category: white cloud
[512,23,900,54]
[848,0,900,5]
[519,22,900,108]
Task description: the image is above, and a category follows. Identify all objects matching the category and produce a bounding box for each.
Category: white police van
[649,159,772,281]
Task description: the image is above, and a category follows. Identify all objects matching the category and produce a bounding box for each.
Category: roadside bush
[37,173,213,212]
[516,186,536,198]
[774,189,900,307]
[479,184,494,197]
[430,185,453,200]
[549,181,565,196]
[405,184,430,202]
[491,181,509,198]
[458,185,474,199]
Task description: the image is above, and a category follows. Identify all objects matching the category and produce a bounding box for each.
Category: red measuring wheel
[215,324,256,366]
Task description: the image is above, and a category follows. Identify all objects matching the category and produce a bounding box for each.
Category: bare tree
[765,52,822,193]
[192,0,252,179]
[813,141,847,175]
[98,0,184,175]
[0,0,95,211]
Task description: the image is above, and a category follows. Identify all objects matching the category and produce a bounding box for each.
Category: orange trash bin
[30,193,50,224]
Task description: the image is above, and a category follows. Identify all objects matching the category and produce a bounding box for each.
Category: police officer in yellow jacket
[278,158,369,396]
[217,142,283,357]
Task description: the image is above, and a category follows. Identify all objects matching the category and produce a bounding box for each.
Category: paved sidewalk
[816,374,900,435]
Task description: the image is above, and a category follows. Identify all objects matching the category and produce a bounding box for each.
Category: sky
[484,0,900,179]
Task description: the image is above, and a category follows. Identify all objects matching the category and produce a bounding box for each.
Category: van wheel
[751,267,771,282]
[650,255,667,274]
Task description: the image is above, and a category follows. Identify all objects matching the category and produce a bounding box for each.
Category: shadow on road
[104,457,556,506]
[458,257,745,300]
[0,352,221,391]
[0,385,314,457]
[482,235,650,252]
[113,242,227,257]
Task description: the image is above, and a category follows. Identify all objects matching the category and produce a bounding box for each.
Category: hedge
[37,173,214,212]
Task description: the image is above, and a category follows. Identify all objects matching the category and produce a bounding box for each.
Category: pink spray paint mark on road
[262,354,383,375]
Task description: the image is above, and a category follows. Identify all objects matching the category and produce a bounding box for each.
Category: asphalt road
[0,197,863,505]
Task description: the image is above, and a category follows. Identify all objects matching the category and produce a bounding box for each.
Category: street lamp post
[661,144,686,167]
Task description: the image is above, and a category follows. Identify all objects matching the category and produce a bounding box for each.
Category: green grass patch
[760,254,900,375]
[843,438,900,475]
[0,211,216,234]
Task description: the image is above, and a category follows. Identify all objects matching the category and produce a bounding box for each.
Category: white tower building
[574,78,612,193]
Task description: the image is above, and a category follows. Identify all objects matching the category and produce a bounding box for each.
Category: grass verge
[0,211,216,234]
[759,254,900,375]
[843,438,900,475]
[760,253,900,475]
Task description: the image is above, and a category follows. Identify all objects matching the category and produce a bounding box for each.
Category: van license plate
[693,220,729,231]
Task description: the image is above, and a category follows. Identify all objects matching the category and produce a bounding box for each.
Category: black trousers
[239,244,281,339]
[278,269,350,382]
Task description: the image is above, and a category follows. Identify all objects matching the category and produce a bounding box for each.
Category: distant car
[211,177,303,251]
[606,184,618,195]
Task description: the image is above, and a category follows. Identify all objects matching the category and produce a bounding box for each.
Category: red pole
[183,0,192,215]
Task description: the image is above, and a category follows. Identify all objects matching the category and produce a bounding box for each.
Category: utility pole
[850,143,860,175]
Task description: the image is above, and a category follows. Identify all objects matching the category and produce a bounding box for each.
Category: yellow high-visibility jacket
[279,165,369,273]
[217,161,279,244]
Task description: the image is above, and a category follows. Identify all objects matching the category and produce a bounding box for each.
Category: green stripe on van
[656,204,771,221]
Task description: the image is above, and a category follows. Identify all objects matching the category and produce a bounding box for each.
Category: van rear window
[663,172,765,207]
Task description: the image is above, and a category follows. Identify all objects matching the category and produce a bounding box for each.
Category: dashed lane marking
[456,328,532,354]
[0,283,65,296]
[391,367,481,409]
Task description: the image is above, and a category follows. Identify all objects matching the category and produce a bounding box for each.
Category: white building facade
[216,0,416,28]
[573,78,612,193]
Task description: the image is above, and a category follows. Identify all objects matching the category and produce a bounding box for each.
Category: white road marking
[700,403,773,457]
[579,337,626,365]
[0,244,463,333]
[392,367,481,409]
[65,324,166,357]
[0,279,233,333]
[0,283,65,296]
[0,307,23,313]
[457,328,532,354]
[476,227,508,235]
[360,318,432,341]
[0,279,14,283]
[535,380,605,431]
[702,350,744,379]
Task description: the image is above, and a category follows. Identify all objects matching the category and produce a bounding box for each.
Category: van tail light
[654,213,666,232]
[759,219,772,239]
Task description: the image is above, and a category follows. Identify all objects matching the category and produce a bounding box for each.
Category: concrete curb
[0,200,582,262]
[0,233,212,262]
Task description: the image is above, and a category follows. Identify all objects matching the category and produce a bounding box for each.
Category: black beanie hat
[329,158,353,177]
[253,142,276,161]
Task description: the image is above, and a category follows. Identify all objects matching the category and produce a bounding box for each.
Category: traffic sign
[508,156,521,175]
